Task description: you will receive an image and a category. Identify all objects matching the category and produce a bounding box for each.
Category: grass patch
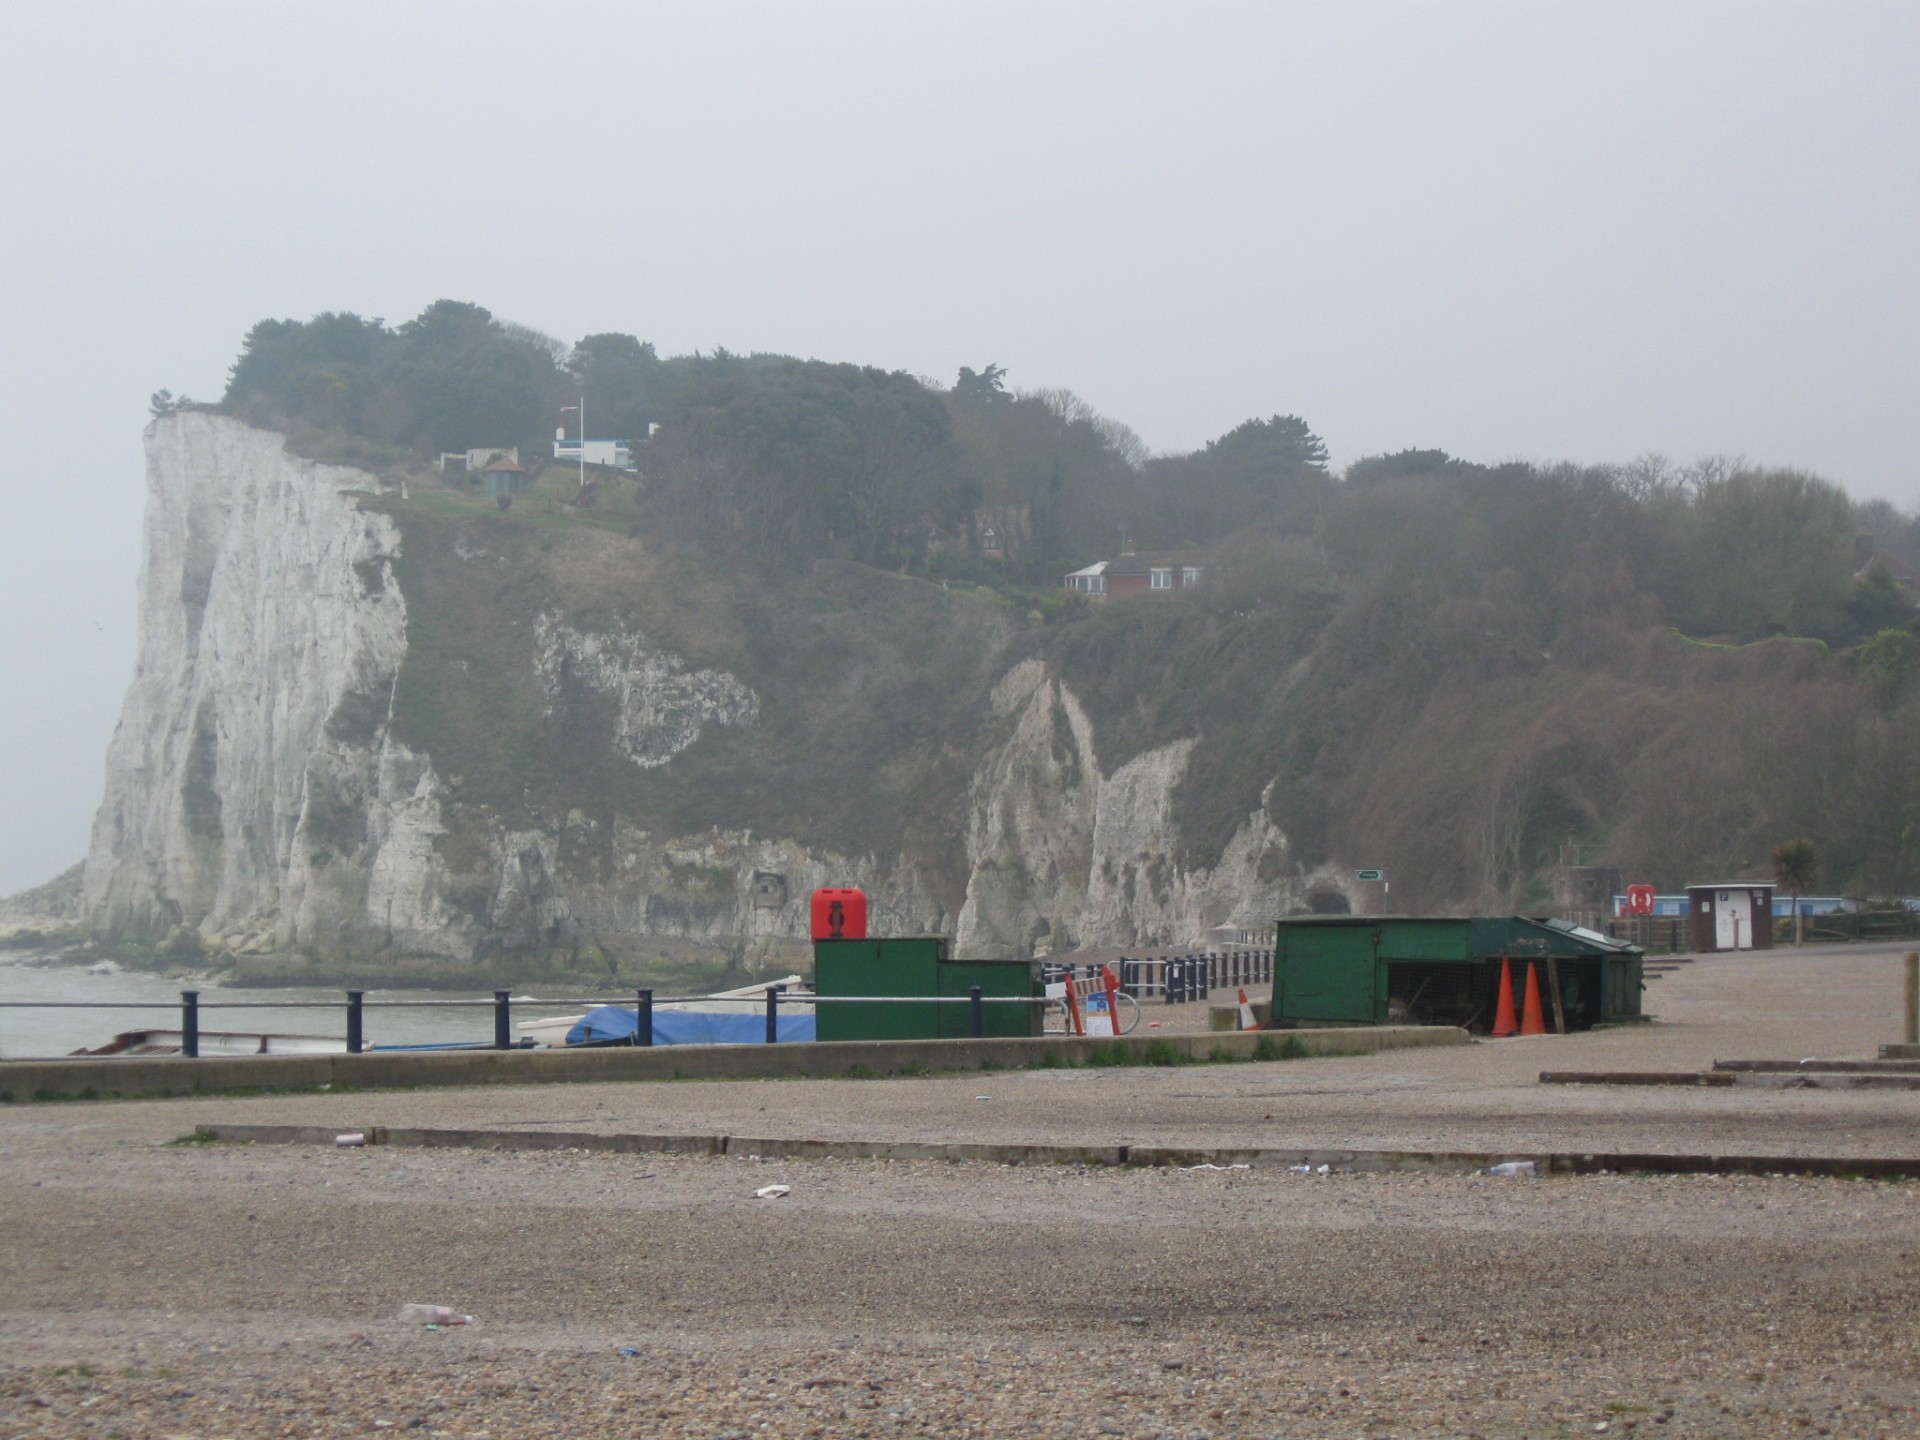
[1252,1034,1309,1062]
[1086,1039,1193,1068]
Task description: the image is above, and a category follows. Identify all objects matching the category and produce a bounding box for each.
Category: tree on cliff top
[569,332,666,441]
[1202,414,1329,484]
[222,302,569,454]
[645,359,976,567]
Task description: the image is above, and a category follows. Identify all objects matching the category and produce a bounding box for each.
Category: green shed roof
[1276,914,1640,958]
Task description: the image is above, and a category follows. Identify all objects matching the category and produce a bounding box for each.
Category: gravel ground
[3,942,1918,1437]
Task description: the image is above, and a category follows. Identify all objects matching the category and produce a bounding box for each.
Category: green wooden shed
[813,936,1039,1041]
[1272,916,1643,1033]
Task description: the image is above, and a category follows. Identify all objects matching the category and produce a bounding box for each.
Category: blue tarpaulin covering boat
[565,1005,817,1046]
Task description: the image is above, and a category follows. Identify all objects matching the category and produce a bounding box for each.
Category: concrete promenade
[0,1018,1458,1103]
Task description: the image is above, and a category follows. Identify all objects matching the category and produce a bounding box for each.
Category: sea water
[0,955,607,1059]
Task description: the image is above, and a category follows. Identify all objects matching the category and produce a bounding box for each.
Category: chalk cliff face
[84,414,414,951]
[532,613,759,769]
[950,659,1344,956]
[82,415,1342,966]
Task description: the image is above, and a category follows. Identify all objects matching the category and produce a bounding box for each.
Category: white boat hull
[75,1029,351,1057]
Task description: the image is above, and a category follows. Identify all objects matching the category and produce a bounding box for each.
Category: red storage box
[811,887,868,940]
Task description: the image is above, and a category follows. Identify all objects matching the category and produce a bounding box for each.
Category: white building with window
[554,436,636,470]
[1065,560,1109,597]
[1062,549,1214,600]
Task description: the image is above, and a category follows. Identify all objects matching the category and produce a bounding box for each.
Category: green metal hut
[1272,916,1643,1032]
[813,936,1039,1042]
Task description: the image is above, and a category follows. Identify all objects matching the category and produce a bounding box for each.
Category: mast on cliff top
[559,396,585,495]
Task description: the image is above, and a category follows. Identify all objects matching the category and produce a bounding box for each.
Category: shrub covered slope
[217,303,1920,912]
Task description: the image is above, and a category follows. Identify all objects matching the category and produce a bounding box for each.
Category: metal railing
[4,953,1279,1059]
[0,984,1056,1058]
[1045,950,1272,1005]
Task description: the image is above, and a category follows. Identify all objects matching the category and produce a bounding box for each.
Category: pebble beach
[3,942,1917,1438]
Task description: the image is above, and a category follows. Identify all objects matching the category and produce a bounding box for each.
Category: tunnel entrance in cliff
[1303,884,1351,915]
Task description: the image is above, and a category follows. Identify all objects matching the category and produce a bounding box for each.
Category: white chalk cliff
[949,659,1342,955]
[82,414,1342,964]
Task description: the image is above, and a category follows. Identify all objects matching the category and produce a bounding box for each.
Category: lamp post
[560,396,585,494]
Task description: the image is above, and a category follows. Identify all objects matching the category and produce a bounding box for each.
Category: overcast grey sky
[1,1,1916,897]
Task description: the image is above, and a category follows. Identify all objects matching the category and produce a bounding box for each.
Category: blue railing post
[765,983,784,1044]
[346,989,364,1054]
[970,984,983,1038]
[636,988,653,1047]
[1199,953,1211,1001]
[181,990,199,1058]
[494,989,511,1050]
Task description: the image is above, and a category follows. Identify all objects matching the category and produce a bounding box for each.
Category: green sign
[1355,869,1384,882]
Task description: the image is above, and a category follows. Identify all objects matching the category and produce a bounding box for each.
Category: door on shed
[1279,926,1377,1023]
[1714,891,1748,950]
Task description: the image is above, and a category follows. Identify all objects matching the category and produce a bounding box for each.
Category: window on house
[1150,568,1172,589]
[1182,567,1201,588]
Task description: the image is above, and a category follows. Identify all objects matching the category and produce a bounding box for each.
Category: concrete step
[195,1121,1920,1180]
[1547,1068,1920,1091]
[1543,1071,1734,1087]
[1715,1057,1920,1074]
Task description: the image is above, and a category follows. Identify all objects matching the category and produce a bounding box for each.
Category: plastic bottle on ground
[397,1304,473,1326]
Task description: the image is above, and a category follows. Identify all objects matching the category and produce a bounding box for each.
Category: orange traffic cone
[1236,988,1258,1031]
[1520,962,1549,1036]
[1491,957,1518,1037]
